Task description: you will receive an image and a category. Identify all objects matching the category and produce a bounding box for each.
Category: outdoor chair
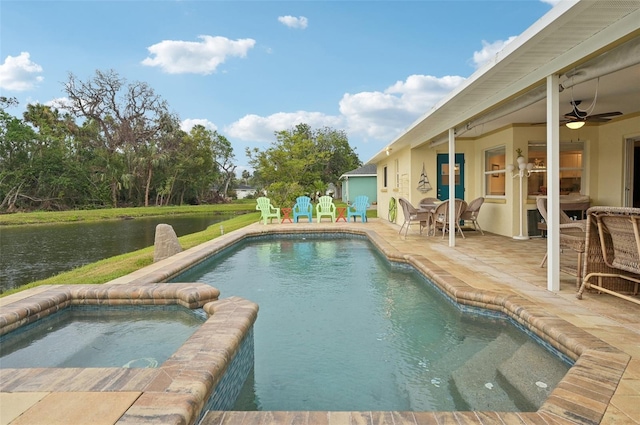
[398,197,430,237]
[577,206,640,305]
[419,197,440,211]
[537,197,587,287]
[538,196,588,231]
[292,196,313,223]
[432,199,467,239]
[346,195,370,222]
[316,196,336,223]
[255,197,280,225]
[460,196,485,235]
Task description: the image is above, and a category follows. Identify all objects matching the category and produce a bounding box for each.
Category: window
[383,166,388,188]
[527,141,584,196]
[484,146,506,196]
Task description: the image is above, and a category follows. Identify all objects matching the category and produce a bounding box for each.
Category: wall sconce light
[385,147,392,156]
[507,155,534,240]
[566,120,585,130]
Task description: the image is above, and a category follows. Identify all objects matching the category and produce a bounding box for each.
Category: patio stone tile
[609,394,640,421]
[9,392,140,425]
[600,405,639,425]
[0,392,48,425]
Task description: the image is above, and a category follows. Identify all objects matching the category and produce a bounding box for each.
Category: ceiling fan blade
[584,116,611,122]
[589,111,622,118]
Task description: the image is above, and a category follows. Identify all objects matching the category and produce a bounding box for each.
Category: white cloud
[0,52,44,91]
[225,74,466,147]
[181,118,218,132]
[339,74,466,141]
[226,111,344,143]
[278,15,308,29]
[47,97,74,114]
[472,36,518,69]
[142,35,256,75]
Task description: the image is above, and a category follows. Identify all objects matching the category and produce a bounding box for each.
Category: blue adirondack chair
[346,195,371,222]
[316,196,336,223]
[293,196,313,223]
[256,197,280,224]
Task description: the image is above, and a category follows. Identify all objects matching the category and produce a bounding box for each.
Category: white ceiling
[476,63,640,133]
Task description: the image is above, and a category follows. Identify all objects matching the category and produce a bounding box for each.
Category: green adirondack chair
[256,197,280,224]
[293,196,313,223]
[346,195,371,222]
[316,196,336,223]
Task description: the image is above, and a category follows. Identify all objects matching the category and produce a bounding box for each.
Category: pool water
[0,306,206,368]
[172,237,571,412]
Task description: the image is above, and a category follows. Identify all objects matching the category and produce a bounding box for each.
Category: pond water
[0,306,206,368]
[0,213,233,292]
[172,236,572,412]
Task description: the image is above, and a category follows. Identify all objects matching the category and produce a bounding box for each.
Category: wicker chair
[398,197,430,237]
[419,197,440,210]
[577,207,640,305]
[432,199,467,239]
[537,197,588,289]
[460,197,485,235]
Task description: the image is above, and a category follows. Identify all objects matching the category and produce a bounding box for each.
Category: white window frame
[483,145,507,198]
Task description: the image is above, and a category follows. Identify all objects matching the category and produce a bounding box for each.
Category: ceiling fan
[562,100,622,128]
[564,100,622,123]
[532,100,623,128]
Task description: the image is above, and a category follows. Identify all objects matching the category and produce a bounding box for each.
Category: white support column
[547,74,561,292]
[448,128,456,247]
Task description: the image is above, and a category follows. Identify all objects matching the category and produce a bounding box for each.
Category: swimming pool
[172,235,572,412]
[0,305,206,368]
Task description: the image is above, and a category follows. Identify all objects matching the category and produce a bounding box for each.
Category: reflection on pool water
[0,306,206,368]
[172,236,572,412]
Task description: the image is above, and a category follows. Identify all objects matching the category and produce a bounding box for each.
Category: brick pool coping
[0,221,631,424]
[0,285,258,424]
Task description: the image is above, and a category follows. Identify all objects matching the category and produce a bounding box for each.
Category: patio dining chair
[537,197,587,288]
[460,196,485,235]
[398,197,430,237]
[432,199,467,239]
[577,206,640,305]
[419,197,440,211]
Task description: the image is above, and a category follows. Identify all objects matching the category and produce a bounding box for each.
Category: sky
[1,0,559,175]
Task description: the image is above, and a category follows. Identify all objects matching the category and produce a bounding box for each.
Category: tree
[0,72,241,211]
[211,131,236,198]
[61,69,169,207]
[0,107,38,211]
[246,123,360,206]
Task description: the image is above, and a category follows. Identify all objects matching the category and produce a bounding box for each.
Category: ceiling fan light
[566,120,585,130]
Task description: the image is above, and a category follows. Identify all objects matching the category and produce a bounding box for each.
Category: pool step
[450,333,524,411]
[496,340,569,408]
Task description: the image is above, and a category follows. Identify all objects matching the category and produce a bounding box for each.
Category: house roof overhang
[368,0,640,164]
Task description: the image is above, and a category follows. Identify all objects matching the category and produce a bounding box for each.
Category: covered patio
[370,1,640,298]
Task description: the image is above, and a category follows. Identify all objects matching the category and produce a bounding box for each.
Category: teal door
[436,154,465,200]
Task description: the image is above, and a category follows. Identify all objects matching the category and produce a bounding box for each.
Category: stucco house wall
[376,114,640,237]
[595,115,640,207]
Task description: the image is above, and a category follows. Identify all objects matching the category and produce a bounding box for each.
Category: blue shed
[340,164,377,205]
